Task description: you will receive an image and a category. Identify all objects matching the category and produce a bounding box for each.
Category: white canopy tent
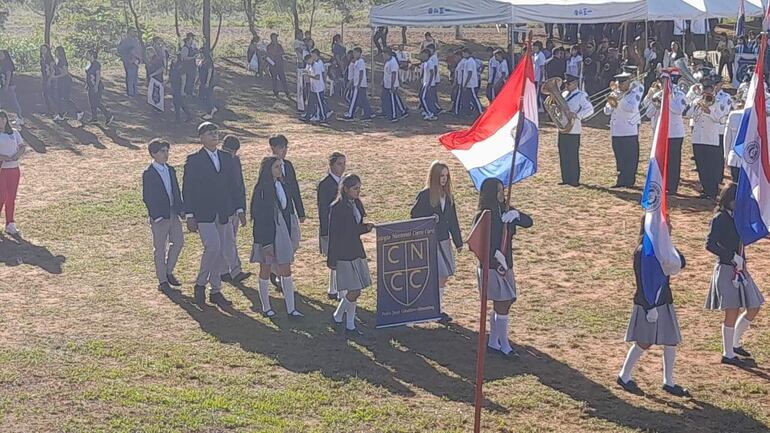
[369,0,512,27]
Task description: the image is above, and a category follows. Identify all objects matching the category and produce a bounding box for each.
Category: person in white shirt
[344,49,355,103]
[690,80,730,200]
[341,47,374,122]
[566,46,583,80]
[302,49,332,123]
[557,74,594,187]
[662,41,687,69]
[418,48,438,121]
[713,76,732,180]
[0,111,25,235]
[451,49,467,116]
[532,42,547,109]
[293,29,309,112]
[486,49,509,102]
[724,91,770,183]
[460,49,483,116]
[427,44,443,115]
[603,72,644,188]
[646,72,688,195]
[381,48,407,122]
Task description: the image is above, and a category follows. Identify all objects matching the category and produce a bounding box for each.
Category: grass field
[1,24,770,433]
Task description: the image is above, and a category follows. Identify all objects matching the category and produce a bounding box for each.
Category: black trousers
[731,166,740,183]
[693,143,723,199]
[558,133,581,186]
[172,91,190,121]
[87,85,110,121]
[718,135,726,184]
[269,64,289,96]
[667,137,684,194]
[612,135,640,187]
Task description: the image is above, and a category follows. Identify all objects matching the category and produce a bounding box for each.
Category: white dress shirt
[691,94,730,146]
[562,89,594,135]
[0,130,23,169]
[383,57,400,90]
[204,148,220,172]
[430,54,440,85]
[603,83,643,137]
[463,57,480,88]
[152,161,174,205]
[353,58,367,88]
[276,180,287,210]
[647,86,687,139]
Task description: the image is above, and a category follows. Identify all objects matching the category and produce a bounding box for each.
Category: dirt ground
[1,26,769,433]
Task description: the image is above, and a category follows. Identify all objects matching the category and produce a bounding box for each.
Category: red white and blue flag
[736,0,746,39]
[640,73,683,305]
[439,53,539,190]
[734,34,770,245]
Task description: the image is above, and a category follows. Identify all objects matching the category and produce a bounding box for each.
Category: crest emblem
[645,181,663,211]
[745,140,760,165]
[381,238,431,307]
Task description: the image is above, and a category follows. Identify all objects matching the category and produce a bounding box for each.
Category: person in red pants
[0,111,25,236]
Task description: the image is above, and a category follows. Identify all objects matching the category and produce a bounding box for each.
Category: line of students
[142,123,764,392]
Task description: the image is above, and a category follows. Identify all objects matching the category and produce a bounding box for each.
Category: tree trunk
[308,0,318,34]
[290,0,299,37]
[43,0,57,46]
[203,0,211,55]
[174,0,181,45]
[243,0,257,38]
[401,26,407,45]
[341,21,344,42]
[455,25,462,39]
[211,11,223,52]
[126,0,148,79]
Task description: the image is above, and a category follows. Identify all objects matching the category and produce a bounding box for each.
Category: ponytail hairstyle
[426,160,452,208]
[716,182,738,213]
[334,174,362,206]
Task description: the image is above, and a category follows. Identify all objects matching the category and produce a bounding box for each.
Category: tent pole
[371,26,375,97]
[509,25,513,68]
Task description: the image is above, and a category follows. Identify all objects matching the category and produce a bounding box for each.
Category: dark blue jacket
[182,148,245,224]
[142,164,184,220]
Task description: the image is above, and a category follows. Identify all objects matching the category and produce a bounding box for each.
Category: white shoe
[76,112,84,122]
[202,114,213,120]
[16,118,24,126]
[211,107,219,115]
[53,114,64,121]
[5,223,19,235]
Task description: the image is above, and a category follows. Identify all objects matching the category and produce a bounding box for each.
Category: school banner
[376,216,441,328]
[147,78,164,112]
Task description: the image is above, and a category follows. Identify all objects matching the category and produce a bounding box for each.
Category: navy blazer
[327,198,371,269]
[142,163,184,220]
[182,148,246,224]
[316,174,338,237]
[706,210,742,265]
[410,188,463,248]
[282,159,306,219]
[473,206,533,270]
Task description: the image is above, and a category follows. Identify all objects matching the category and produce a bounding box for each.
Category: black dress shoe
[232,271,252,284]
[327,293,339,300]
[270,273,283,292]
[734,347,753,358]
[721,356,748,366]
[610,183,623,189]
[557,182,568,186]
[616,377,643,395]
[166,274,182,287]
[220,273,233,283]
[345,327,363,336]
[194,285,206,307]
[158,282,172,292]
[209,292,232,307]
[438,312,453,325]
[662,384,691,398]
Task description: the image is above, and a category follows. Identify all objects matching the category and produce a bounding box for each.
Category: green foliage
[0,31,43,71]
[57,0,126,62]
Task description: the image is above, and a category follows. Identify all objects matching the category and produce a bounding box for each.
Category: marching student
[646,72,688,195]
[451,50,467,116]
[344,49,355,103]
[340,47,375,122]
[474,178,533,357]
[0,111,25,236]
[603,72,643,188]
[410,161,463,323]
[461,49,483,116]
[170,55,192,123]
[704,183,764,367]
[419,49,438,121]
[266,32,291,99]
[199,51,218,120]
[52,46,84,123]
[713,77,731,182]
[142,139,185,292]
[182,122,245,308]
[250,156,304,318]
[381,48,407,122]
[690,81,729,200]
[427,44,443,115]
[84,50,114,126]
[302,49,332,123]
[557,74,594,187]
[617,215,690,398]
[317,151,346,300]
[219,135,251,285]
[328,174,374,335]
[486,49,509,102]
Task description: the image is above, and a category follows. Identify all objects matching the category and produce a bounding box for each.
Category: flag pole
[472,210,491,433]
[504,32,532,210]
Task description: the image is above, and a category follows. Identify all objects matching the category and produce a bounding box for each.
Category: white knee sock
[282,276,296,313]
[487,312,499,349]
[733,313,752,348]
[328,270,338,295]
[334,298,348,323]
[258,278,272,313]
[496,314,513,354]
[346,301,357,330]
[722,325,736,358]
[619,343,645,383]
[663,346,677,387]
[438,287,445,313]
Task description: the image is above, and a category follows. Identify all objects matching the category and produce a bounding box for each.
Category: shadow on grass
[0,233,65,274]
[167,285,769,432]
[581,183,715,213]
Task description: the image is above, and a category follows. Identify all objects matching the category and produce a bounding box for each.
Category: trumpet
[691,93,715,122]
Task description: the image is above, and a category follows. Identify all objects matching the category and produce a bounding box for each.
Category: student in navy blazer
[182,122,246,308]
[142,139,185,292]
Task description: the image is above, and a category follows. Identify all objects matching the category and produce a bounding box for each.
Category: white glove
[733,253,745,271]
[494,250,508,271]
[501,210,520,224]
[645,308,659,323]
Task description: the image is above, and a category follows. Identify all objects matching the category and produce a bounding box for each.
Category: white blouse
[275,181,287,210]
[0,130,23,169]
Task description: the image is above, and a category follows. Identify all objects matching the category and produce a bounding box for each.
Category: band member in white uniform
[474,178,533,358]
[723,93,770,182]
[410,161,463,324]
[486,49,509,102]
[713,77,732,182]
[317,152,346,300]
[646,72,688,195]
[603,72,643,188]
[690,81,730,200]
[341,47,374,122]
[704,184,764,367]
[557,74,594,187]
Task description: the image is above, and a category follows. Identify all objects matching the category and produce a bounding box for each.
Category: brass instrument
[607,78,641,109]
[541,77,575,132]
[691,93,715,122]
[639,81,663,119]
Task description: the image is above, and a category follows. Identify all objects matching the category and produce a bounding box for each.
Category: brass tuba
[542,77,575,132]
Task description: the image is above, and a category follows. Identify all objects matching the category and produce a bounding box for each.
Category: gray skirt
[624,304,682,346]
[319,235,329,257]
[705,263,765,310]
[437,239,456,279]
[335,258,371,292]
[250,209,298,265]
[477,266,517,302]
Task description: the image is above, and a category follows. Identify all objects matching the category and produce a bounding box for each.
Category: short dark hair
[223,135,240,151]
[717,182,737,211]
[311,48,320,55]
[329,151,345,166]
[197,121,218,136]
[148,138,170,155]
[269,134,288,148]
[353,47,362,54]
